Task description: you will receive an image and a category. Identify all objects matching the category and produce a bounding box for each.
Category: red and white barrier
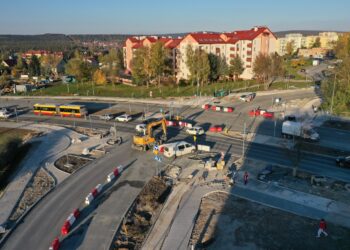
[61,208,80,236]
[223,107,234,113]
[202,104,211,110]
[49,237,60,250]
[85,183,103,205]
[107,165,124,182]
[215,106,221,111]
[210,105,217,111]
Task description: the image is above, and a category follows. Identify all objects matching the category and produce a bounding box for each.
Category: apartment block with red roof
[123,26,277,80]
[177,26,277,80]
[123,36,182,74]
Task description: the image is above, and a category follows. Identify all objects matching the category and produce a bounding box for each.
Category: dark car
[284,115,296,122]
[336,156,350,168]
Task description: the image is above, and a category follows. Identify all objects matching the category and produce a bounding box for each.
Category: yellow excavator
[132,118,167,151]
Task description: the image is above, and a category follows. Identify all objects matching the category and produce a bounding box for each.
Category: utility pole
[330,74,336,115]
[242,122,246,158]
[14,107,18,122]
[89,115,93,131]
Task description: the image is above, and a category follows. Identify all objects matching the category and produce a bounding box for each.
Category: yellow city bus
[58,105,87,118]
[33,104,88,118]
[33,103,59,116]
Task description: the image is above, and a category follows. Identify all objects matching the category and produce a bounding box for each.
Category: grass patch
[0,128,33,193]
[19,79,312,99]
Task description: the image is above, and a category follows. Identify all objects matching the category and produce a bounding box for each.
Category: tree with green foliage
[253,53,284,89]
[321,33,350,115]
[99,48,124,83]
[286,40,295,56]
[131,47,151,87]
[150,41,168,87]
[28,55,41,76]
[312,37,321,48]
[208,54,228,81]
[65,51,94,81]
[229,56,244,81]
[253,53,271,84]
[186,46,210,87]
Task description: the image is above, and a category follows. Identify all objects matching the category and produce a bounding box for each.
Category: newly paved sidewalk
[157,170,350,250]
[0,122,75,228]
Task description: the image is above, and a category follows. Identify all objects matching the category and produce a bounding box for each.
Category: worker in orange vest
[317,219,328,238]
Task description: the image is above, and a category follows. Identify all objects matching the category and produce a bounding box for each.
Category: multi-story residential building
[123,36,182,74]
[277,32,340,55]
[319,32,339,49]
[123,26,277,80]
[177,26,277,80]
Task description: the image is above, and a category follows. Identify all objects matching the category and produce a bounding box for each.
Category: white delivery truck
[282,121,320,141]
[163,141,196,158]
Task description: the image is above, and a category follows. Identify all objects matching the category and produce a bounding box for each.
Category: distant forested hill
[69,34,130,42]
[0,34,76,52]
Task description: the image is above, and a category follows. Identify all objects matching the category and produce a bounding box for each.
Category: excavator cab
[132,118,167,151]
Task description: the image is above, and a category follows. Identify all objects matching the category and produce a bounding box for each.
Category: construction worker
[243,171,249,185]
[317,219,328,238]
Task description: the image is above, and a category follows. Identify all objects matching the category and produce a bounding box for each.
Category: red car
[262,112,274,118]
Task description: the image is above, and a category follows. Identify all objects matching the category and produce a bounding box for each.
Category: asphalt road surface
[1,140,157,250]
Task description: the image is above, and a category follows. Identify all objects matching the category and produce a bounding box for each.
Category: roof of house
[164,38,182,48]
[188,33,226,44]
[224,26,276,40]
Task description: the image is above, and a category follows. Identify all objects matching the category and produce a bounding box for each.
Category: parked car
[284,115,297,122]
[186,126,205,135]
[336,156,350,168]
[239,93,256,102]
[163,141,196,158]
[100,114,113,121]
[0,109,12,119]
[115,114,132,122]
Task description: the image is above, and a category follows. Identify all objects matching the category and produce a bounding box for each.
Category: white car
[115,114,132,122]
[0,109,11,119]
[239,93,255,102]
[163,141,196,158]
[100,114,113,121]
[135,124,147,133]
[186,126,205,135]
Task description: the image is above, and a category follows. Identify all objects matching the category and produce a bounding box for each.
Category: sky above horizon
[1,0,349,34]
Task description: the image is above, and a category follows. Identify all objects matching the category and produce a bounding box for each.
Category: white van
[163,141,196,158]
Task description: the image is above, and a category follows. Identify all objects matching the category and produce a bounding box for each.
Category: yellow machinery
[132,118,167,151]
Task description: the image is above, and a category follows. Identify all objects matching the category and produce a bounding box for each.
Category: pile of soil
[72,127,102,137]
[54,154,92,173]
[9,168,55,222]
[113,176,171,250]
[190,192,350,250]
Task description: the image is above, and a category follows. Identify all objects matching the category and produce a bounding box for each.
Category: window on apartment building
[216,48,220,54]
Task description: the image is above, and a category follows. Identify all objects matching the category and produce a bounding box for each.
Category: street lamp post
[330,74,337,115]
[242,122,246,158]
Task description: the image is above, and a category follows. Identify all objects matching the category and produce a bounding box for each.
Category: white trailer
[282,121,319,141]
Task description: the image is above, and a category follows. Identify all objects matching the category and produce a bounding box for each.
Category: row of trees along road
[131,42,284,89]
[321,33,350,115]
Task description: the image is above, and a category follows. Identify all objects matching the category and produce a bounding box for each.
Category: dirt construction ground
[190,192,350,250]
